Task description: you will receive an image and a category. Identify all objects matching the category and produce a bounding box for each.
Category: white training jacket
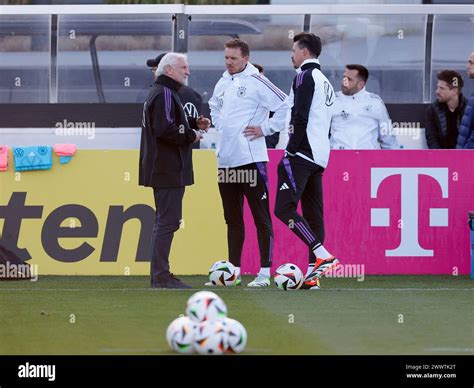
[284,58,335,169]
[330,87,399,150]
[209,63,290,168]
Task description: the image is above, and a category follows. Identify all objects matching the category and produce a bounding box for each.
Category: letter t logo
[371,168,449,256]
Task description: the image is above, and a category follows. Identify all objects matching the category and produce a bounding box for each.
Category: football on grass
[166,316,197,354]
[185,291,228,322]
[208,260,237,286]
[274,263,304,290]
[193,320,228,355]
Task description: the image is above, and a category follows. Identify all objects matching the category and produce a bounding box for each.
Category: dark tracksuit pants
[218,162,273,269]
[150,187,185,286]
[274,156,325,263]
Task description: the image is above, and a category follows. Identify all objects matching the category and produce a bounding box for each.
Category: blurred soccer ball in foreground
[193,320,228,355]
[222,317,247,353]
[185,290,227,322]
[166,316,197,354]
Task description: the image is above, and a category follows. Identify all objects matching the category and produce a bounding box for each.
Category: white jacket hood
[222,62,260,79]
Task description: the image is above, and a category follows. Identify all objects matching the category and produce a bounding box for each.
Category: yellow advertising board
[0,150,227,275]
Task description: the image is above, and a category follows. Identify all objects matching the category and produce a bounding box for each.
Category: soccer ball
[208,260,237,286]
[193,320,228,355]
[274,263,304,290]
[222,318,247,354]
[186,291,227,322]
[186,291,221,307]
[166,316,197,354]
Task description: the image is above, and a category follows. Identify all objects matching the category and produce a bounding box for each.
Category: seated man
[426,70,467,149]
[457,52,474,149]
[330,64,398,150]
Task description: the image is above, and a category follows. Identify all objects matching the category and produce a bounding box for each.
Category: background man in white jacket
[330,64,399,150]
[208,38,289,287]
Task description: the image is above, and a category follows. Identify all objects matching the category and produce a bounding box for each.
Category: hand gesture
[193,129,203,143]
[196,115,211,132]
[243,125,264,140]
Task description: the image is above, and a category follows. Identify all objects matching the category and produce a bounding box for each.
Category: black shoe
[152,274,192,289]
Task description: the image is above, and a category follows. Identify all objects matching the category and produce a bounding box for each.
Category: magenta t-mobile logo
[370,168,449,257]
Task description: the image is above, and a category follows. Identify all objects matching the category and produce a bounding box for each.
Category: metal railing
[1,4,472,14]
[0,4,472,103]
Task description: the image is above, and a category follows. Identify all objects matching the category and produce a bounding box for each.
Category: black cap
[146,53,166,68]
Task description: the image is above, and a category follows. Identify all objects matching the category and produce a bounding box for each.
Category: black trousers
[150,186,185,286]
[274,156,325,263]
[218,162,273,268]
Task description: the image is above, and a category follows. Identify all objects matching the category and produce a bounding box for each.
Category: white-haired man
[139,53,211,289]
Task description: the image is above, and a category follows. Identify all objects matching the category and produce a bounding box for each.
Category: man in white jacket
[330,64,399,150]
[208,38,289,287]
[274,32,340,290]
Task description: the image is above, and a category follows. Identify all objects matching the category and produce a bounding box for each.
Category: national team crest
[237,87,247,98]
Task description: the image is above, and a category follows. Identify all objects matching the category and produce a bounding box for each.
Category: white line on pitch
[99,348,167,353]
[0,288,472,292]
[319,288,474,291]
[98,347,271,354]
[425,347,474,353]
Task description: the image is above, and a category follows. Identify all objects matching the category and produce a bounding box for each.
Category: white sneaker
[247,275,270,288]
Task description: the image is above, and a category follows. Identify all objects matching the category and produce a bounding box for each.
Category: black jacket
[178,86,202,118]
[425,94,467,149]
[179,86,203,150]
[139,75,198,188]
[137,81,202,117]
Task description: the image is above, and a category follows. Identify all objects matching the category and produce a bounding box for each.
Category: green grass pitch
[0,275,472,355]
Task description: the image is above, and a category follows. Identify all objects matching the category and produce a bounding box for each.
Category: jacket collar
[352,87,368,98]
[435,93,467,112]
[156,74,182,91]
[338,87,368,99]
[296,58,320,73]
[223,62,259,79]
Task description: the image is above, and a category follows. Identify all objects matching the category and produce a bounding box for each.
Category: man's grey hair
[156,53,187,77]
